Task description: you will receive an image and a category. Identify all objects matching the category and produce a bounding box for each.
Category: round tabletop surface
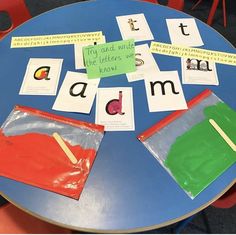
[0,0,235,233]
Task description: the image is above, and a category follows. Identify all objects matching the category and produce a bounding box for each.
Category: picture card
[95,87,135,131]
[52,71,100,114]
[181,57,219,85]
[126,44,160,82]
[116,13,154,42]
[74,36,106,70]
[144,70,187,112]
[166,18,203,47]
[83,39,136,79]
[19,58,63,95]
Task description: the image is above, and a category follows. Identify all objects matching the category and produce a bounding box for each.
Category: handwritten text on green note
[83,39,136,79]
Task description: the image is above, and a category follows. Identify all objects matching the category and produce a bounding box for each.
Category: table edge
[0,179,235,233]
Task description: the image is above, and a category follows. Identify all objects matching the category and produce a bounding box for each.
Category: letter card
[53,71,100,114]
[116,13,154,42]
[126,44,160,82]
[19,58,63,95]
[95,87,135,131]
[181,58,219,85]
[166,18,203,47]
[74,36,106,70]
[144,71,187,112]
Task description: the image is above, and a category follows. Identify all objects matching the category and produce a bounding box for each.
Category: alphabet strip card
[181,58,219,85]
[19,58,63,95]
[11,31,103,48]
[83,39,136,79]
[74,35,106,70]
[126,44,160,82]
[166,18,203,47]
[95,87,135,131]
[144,70,187,112]
[116,13,154,42]
[53,71,100,114]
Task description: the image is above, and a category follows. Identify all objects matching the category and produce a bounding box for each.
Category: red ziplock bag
[0,105,104,199]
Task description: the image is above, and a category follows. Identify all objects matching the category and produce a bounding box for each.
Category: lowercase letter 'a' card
[19,58,63,95]
[53,71,100,114]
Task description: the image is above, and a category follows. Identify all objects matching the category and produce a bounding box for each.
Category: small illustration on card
[181,57,219,85]
[116,13,154,42]
[95,87,135,131]
[19,58,63,95]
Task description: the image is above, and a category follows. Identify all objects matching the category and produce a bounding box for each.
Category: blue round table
[0,0,235,232]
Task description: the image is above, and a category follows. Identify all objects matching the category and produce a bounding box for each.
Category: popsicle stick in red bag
[53,132,78,164]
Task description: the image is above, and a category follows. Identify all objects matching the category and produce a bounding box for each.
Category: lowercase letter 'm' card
[181,57,219,85]
[144,70,187,112]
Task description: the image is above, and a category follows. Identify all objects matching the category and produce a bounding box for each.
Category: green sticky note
[83,39,136,79]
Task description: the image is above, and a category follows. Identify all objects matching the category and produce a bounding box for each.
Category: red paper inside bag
[0,130,97,199]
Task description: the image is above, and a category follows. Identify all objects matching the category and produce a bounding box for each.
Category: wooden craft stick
[209,119,236,152]
[52,132,78,164]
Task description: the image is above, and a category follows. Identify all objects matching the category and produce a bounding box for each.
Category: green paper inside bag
[164,102,236,198]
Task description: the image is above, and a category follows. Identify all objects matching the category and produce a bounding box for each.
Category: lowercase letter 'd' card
[95,87,135,131]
